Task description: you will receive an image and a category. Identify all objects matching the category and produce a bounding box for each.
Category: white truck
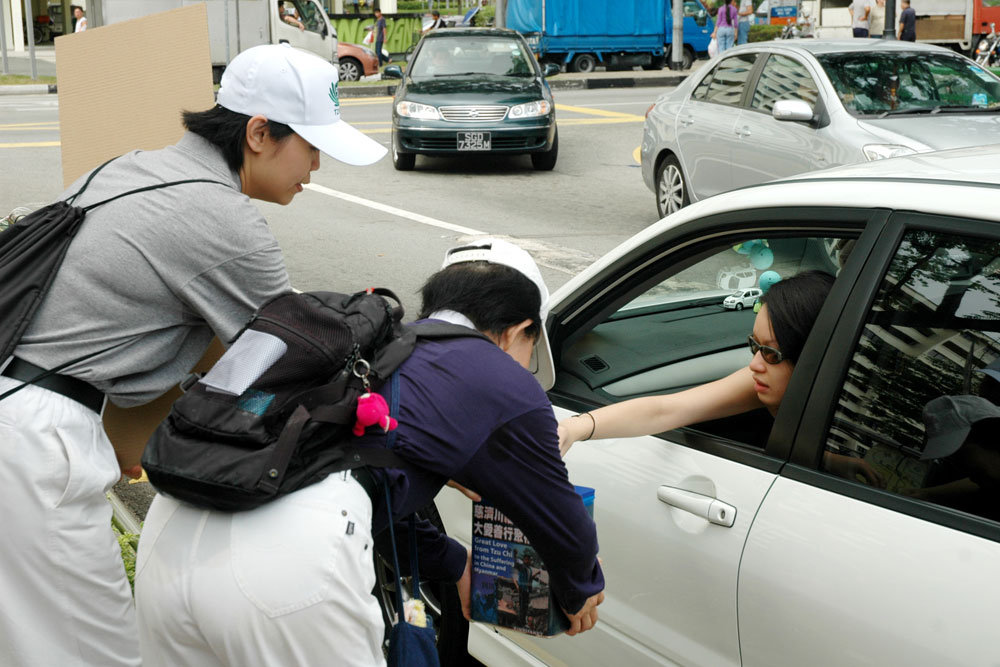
[98,0,339,80]
[810,0,1000,53]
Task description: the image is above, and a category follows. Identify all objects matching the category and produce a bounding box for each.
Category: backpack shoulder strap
[65,156,118,205]
[82,178,231,212]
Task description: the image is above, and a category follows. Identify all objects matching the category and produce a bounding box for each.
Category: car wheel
[570,53,598,73]
[392,137,415,171]
[531,130,558,171]
[339,57,362,83]
[736,303,744,311]
[374,503,471,667]
[655,155,689,218]
[683,47,694,71]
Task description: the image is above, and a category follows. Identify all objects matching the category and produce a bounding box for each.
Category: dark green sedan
[382,28,560,171]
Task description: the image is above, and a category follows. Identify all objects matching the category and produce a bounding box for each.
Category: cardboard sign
[55,5,220,471]
[55,4,215,186]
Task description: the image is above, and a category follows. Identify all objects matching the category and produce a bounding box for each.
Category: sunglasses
[748,335,786,365]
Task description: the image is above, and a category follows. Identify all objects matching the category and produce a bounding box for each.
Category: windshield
[816,51,1000,117]
[410,36,536,78]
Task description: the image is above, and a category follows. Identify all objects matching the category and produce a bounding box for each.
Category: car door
[730,53,843,189]
[454,207,873,667]
[675,53,759,201]
[738,212,1000,665]
[275,0,334,61]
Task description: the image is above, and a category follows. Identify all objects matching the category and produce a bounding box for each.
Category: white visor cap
[442,238,555,390]
[217,44,387,166]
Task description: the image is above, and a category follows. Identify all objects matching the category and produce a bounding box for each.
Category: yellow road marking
[341,96,394,104]
[0,122,59,129]
[555,103,644,120]
[632,146,641,164]
[0,141,61,147]
[556,117,643,125]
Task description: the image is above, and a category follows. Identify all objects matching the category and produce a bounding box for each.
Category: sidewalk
[0,44,57,95]
[0,44,697,96]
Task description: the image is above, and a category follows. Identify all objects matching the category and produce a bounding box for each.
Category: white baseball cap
[921,394,1000,460]
[217,44,387,166]
[442,238,555,390]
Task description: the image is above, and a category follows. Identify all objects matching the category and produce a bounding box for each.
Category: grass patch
[0,73,56,85]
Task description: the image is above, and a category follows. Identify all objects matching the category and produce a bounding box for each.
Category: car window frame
[787,206,1000,544]
[546,205,880,472]
[693,52,764,108]
[747,52,823,116]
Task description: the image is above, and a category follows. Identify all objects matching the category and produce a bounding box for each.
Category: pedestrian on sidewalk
[737,0,753,44]
[712,0,739,52]
[0,43,385,667]
[73,5,87,32]
[849,0,873,37]
[898,0,917,41]
[869,0,886,37]
[374,9,388,67]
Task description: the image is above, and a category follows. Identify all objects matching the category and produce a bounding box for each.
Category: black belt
[1,357,105,413]
[350,466,379,506]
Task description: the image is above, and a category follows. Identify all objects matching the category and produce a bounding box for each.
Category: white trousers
[135,472,386,667]
[0,376,141,667]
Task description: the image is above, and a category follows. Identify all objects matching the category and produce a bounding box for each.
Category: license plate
[457,132,491,151]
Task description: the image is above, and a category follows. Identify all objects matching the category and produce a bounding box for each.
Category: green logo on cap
[329,82,339,110]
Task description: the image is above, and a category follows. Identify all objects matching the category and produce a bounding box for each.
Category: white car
[723,287,761,310]
[418,145,1000,666]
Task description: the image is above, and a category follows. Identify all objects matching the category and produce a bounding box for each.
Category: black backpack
[0,158,226,394]
[142,289,486,512]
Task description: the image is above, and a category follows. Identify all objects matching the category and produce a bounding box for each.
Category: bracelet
[578,412,596,441]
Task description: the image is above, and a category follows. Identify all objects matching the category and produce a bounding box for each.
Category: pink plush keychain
[353,392,398,436]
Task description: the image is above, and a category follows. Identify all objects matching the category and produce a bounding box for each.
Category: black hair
[181,105,295,173]
[759,270,836,364]
[418,262,542,341]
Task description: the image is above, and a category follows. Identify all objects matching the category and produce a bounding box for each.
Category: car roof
[424,27,522,39]
[726,37,954,57]
[784,144,1000,186]
[549,145,1000,305]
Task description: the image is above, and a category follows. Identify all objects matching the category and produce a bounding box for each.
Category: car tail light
[645,103,655,118]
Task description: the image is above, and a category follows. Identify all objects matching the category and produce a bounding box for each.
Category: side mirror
[383,64,404,79]
[696,9,707,26]
[772,99,814,123]
[543,62,560,77]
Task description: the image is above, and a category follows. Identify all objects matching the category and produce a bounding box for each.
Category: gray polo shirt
[16,132,292,407]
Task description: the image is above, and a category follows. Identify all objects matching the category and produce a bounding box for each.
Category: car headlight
[508,100,551,118]
[863,144,918,161]
[396,101,440,120]
[360,46,376,57]
[978,39,990,52]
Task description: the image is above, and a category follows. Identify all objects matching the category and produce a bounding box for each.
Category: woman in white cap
[0,44,383,667]
[134,238,605,666]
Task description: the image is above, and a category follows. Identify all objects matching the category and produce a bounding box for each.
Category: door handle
[736,126,751,138]
[680,115,695,127]
[657,486,737,527]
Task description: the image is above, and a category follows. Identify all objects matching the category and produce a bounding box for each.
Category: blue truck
[506,0,715,72]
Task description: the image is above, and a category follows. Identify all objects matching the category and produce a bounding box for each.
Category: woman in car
[559,271,883,487]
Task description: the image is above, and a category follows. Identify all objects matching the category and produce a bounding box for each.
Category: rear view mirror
[696,9,707,26]
[382,65,404,79]
[543,62,561,77]
[772,99,814,122]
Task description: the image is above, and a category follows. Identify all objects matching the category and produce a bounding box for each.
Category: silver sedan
[641,39,1000,218]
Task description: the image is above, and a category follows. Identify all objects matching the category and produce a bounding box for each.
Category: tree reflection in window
[826,231,1000,521]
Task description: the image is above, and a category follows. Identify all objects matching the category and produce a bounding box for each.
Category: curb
[0,83,56,96]
[338,72,688,98]
[0,73,688,98]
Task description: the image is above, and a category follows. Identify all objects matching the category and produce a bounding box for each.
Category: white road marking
[302,183,596,276]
